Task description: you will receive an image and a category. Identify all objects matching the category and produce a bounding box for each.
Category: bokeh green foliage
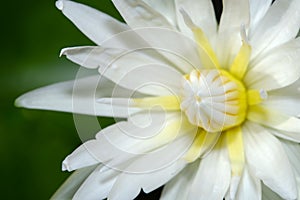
[0,0,121,199]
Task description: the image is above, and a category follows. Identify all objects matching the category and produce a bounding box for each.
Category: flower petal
[112,0,173,29]
[243,122,297,199]
[245,38,300,91]
[15,75,141,117]
[73,165,119,200]
[249,0,272,33]
[189,139,231,200]
[250,0,300,59]
[62,112,196,171]
[60,46,184,96]
[247,105,300,133]
[281,140,300,200]
[216,0,250,68]
[235,166,262,200]
[55,0,128,46]
[267,128,300,143]
[108,160,186,200]
[263,79,300,117]
[281,140,300,179]
[174,0,217,43]
[143,0,177,26]
[50,165,97,200]
[160,161,199,200]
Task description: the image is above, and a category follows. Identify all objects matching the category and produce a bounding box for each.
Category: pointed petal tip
[14,94,29,108]
[55,0,64,10]
[59,48,67,57]
[62,158,72,172]
[14,96,23,108]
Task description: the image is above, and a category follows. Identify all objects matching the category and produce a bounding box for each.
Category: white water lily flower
[16,0,300,199]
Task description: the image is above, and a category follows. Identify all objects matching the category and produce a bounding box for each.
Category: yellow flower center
[180,69,247,132]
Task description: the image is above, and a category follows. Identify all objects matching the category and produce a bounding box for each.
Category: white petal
[160,161,199,200]
[112,0,173,29]
[267,128,300,143]
[249,0,272,33]
[15,75,141,117]
[55,0,128,46]
[247,105,300,134]
[60,46,124,69]
[73,165,119,200]
[62,140,102,172]
[174,0,217,43]
[61,46,183,96]
[189,140,231,200]
[108,160,186,200]
[143,0,177,27]
[243,122,297,199]
[250,0,300,58]
[109,131,194,174]
[235,166,262,200]
[281,141,300,199]
[282,141,300,200]
[128,28,201,74]
[50,165,96,200]
[62,112,196,171]
[216,0,250,68]
[263,79,300,117]
[245,38,300,91]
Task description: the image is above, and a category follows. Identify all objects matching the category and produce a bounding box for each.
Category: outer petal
[281,140,300,200]
[143,0,177,27]
[281,140,300,179]
[15,75,141,117]
[62,112,196,171]
[174,0,217,43]
[247,105,300,134]
[249,0,272,33]
[216,0,250,68]
[112,0,173,29]
[73,165,119,200]
[266,128,300,143]
[55,0,128,46]
[60,46,183,96]
[160,161,199,200]
[262,79,300,117]
[235,166,262,200]
[245,38,300,91]
[108,160,186,200]
[250,0,300,59]
[50,165,97,200]
[243,122,297,199]
[189,139,231,200]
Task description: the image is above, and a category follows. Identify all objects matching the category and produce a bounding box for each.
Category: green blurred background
[0,0,122,199]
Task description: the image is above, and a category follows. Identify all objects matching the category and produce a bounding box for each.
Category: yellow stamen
[225,126,245,176]
[133,96,180,110]
[230,41,252,80]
